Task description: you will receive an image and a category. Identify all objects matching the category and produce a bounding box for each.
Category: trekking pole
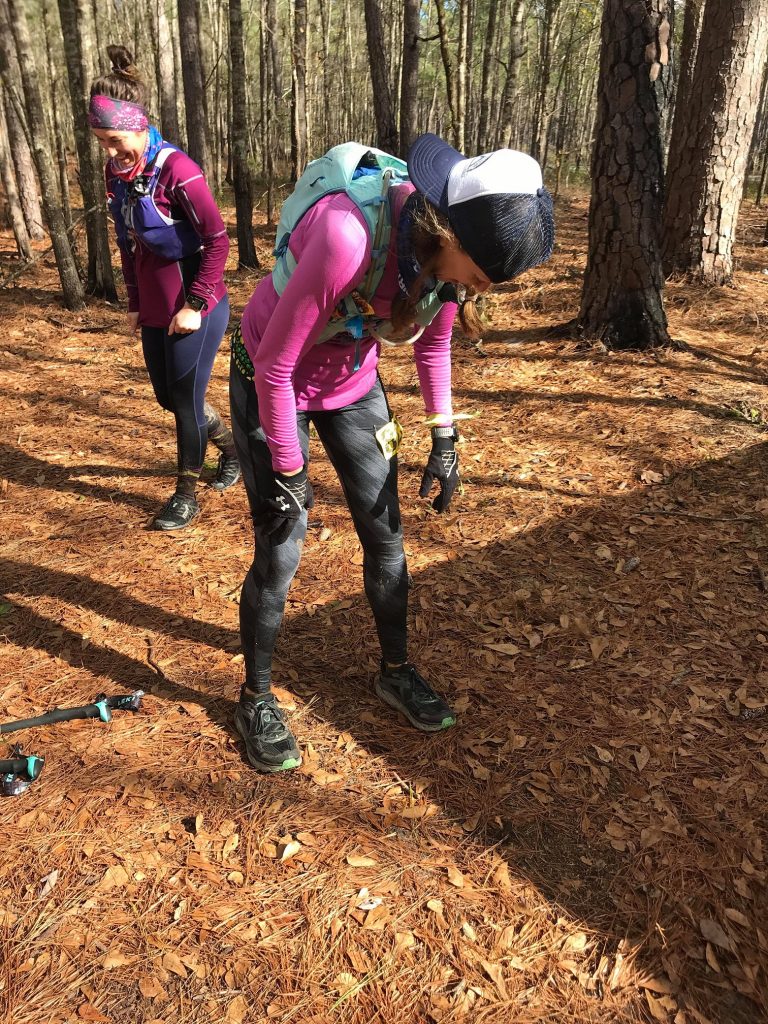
[0,745,45,796]
[0,691,144,736]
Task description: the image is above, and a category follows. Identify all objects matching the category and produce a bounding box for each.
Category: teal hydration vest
[271,143,445,358]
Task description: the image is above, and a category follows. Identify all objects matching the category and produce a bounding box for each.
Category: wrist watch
[431,425,458,441]
[185,294,207,312]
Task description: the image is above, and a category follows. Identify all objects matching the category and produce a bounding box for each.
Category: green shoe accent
[234,694,302,773]
[375,662,456,733]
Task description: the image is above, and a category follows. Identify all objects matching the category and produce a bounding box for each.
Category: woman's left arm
[168,156,230,308]
[413,300,458,426]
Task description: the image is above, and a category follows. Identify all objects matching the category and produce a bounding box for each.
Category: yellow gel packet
[375,416,403,460]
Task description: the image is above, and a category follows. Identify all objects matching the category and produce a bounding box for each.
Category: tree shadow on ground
[386,379,748,427]
[0,443,169,513]
[2,441,766,1022]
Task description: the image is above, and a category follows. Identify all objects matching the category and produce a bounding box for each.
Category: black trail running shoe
[211,453,241,491]
[375,662,456,732]
[151,493,200,531]
[234,693,302,773]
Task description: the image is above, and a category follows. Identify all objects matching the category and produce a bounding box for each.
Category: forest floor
[1,193,767,1024]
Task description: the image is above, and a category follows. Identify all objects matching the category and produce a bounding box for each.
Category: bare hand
[168,306,202,336]
[127,311,140,334]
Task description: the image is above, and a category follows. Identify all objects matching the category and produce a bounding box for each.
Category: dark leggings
[141,296,231,489]
[229,361,408,694]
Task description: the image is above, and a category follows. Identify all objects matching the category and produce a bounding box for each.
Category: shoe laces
[244,698,289,740]
[392,665,440,705]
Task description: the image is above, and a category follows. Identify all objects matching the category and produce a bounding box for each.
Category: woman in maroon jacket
[90,46,239,530]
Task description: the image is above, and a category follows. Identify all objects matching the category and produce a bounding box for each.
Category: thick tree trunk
[41,2,73,230]
[497,0,526,149]
[0,0,84,309]
[0,99,31,260]
[229,0,258,268]
[1,82,43,239]
[663,0,768,284]
[673,0,706,130]
[578,0,670,350]
[476,0,499,152]
[154,0,180,143]
[57,0,117,300]
[177,0,211,174]
[399,0,420,157]
[364,0,398,153]
[291,0,308,179]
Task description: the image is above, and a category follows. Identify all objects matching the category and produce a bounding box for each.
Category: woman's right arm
[251,203,370,473]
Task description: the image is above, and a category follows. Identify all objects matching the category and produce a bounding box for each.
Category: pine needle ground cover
[0,196,767,1024]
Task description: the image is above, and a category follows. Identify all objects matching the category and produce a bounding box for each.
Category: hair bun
[106,43,136,76]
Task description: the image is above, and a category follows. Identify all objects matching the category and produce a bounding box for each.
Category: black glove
[419,426,460,512]
[254,466,314,544]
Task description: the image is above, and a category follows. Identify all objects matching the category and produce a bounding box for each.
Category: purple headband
[88,94,148,131]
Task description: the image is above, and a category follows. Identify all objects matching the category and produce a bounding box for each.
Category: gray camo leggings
[229,362,408,695]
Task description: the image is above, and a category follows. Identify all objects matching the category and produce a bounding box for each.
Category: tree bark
[578,0,670,350]
[41,1,72,230]
[476,0,499,152]
[673,0,706,131]
[0,97,31,260]
[57,0,117,300]
[1,62,43,239]
[497,0,526,149]
[229,0,258,268]
[454,0,469,152]
[399,0,420,157]
[435,0,458,143]
[364,0,398,153]
[154,0,180,143]
[291,0,308,179]
[0,0,84,309]
[663,0,768,284]
[177,0,211,174]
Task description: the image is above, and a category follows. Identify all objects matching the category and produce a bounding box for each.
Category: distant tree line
[0,0,765,350]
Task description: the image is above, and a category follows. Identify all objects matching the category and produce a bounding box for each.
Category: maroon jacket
[106,149,229,328]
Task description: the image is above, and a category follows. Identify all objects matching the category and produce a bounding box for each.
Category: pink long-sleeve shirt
[241,183,457,473]
[107,149,229,328]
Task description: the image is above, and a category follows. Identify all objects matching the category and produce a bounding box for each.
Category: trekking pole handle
[0,754,44,779]
[106,691,144,713]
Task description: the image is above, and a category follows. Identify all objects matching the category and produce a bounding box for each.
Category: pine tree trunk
[399,0,420,157]
[155,0,180,143]
[57,0,117,300]
[435,0,458,142]
[291,0,308,179]
[673,0,706,131]
[498,0,526,149]
[455,0,469,152]
[177,0,211,173]
[0,0,84,309]
[229,0,258,268]
[1,82,43,239]
[171,5,186,149]
[259,0,276,225]
[0,98,31,260]
[476,0,499,152]
[578,0,670,350]
[663,0,768,284]
[364,0,398,153]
